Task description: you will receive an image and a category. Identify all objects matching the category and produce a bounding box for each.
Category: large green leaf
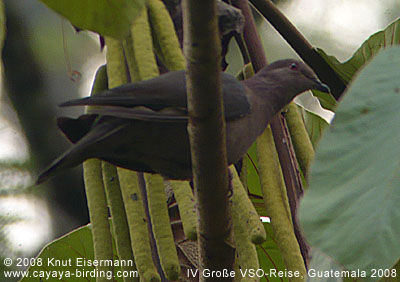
[306,249,343,282]
[299,47,400,279]
[256,223,289,282]
[39,0,144,39]
[317,18,400,85]
[19,224,130,282]
[300,108,330,148]
[310,90,337,112]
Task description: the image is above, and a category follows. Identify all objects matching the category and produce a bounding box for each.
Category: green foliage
[20,224,129,282]
[300,47,400,279]
[317,18,400,85]
[306,249,343,282]
[310,90,337,112]
[39,0,145,39]
[246,145,290,281]
[303,18,400,165]
[8,4,400,282]
[309,17,400,114]
[300,109,330,148]
[256,226,289,282]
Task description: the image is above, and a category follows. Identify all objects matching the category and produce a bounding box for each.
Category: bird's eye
[290,63,298,71]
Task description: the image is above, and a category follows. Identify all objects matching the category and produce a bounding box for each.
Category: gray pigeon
[37,59,329,184]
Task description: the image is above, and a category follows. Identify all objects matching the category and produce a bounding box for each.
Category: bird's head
[256,59,330,96]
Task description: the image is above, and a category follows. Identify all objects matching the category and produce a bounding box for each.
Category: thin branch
[182,0,235,279]
[234,33,251,64]
[231,0,267,69]
[249,0,346,99]
[231,0,309,267]
[271,113,309,266]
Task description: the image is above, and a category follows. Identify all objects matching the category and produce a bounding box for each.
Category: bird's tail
[36,116,126,184]
[36,115,98,184]
[36,146,86,185]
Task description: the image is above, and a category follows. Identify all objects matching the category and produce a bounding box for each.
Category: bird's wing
[87,106,189,122]
[221,73,251,120]
[60,71,251,121]
[61,71,188,110]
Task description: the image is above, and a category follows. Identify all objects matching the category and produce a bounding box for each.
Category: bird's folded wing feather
[60,71,251,121]
[87,106,189,122]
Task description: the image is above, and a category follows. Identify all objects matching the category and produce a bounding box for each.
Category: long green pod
[231,193,259,282]
[129,4,181,280]
[95,47,138,282]
[104,37,129,86]
[285,102,314,180]
[230,166,266,244]
[83,159,114,282]
[145,175,180,280]
[118,168,160,282]
[83,65,114,282]
[256,127,306,281]
[129,6,159,80]
[102,162,138,282]
[148,0,196,246]
[106,34,159,281]
[147,0,185,71]
[231,167,260,282]
[169,180,197,240]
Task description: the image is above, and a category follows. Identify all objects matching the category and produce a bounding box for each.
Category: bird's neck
[243,74,295,116]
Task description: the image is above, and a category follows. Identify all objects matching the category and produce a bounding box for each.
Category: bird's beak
[312,79,330,93]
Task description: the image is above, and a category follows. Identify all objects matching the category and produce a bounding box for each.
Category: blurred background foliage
[0,0,399,275]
